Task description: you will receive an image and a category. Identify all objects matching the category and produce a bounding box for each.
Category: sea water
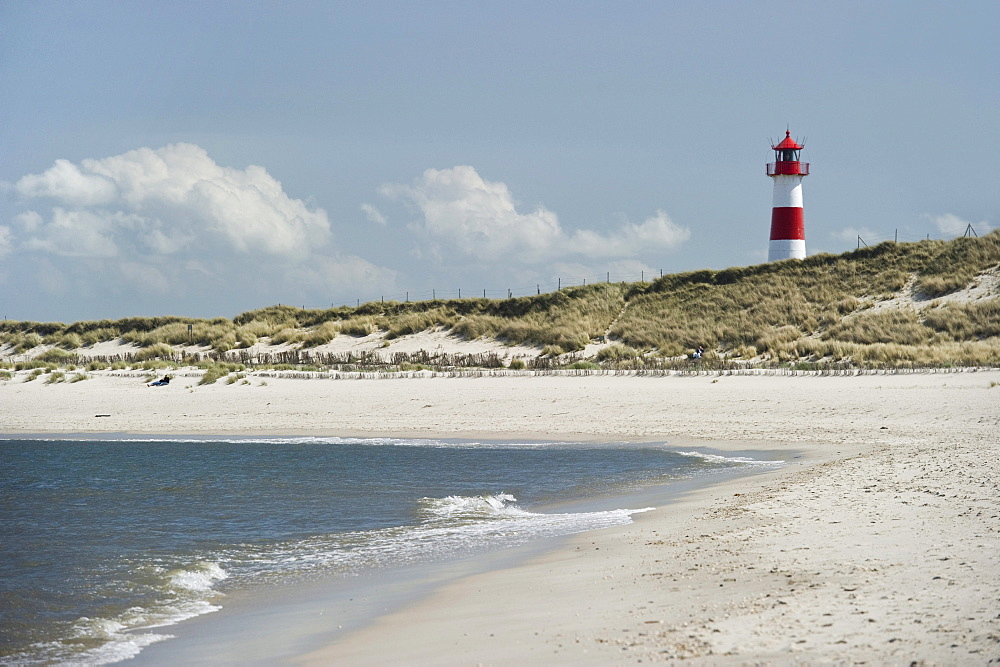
[0,436,781,664]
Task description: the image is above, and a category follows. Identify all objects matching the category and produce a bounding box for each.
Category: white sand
[2,368,998,663]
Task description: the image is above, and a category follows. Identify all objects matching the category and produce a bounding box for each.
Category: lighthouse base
[768,239,806,262]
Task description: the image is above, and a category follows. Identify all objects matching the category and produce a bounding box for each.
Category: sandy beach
[2,368,998,663]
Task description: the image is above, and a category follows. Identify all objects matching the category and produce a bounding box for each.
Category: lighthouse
[766,130,809,261]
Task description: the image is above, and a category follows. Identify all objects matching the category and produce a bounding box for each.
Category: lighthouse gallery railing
[767,162,810,176]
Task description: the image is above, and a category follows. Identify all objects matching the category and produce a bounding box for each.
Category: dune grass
[1,232,997,369]
[197,361,247,385]
[606,234,998,362]
[449,284,630,352]
[922,300,1000,339]
[915,232,1000,297]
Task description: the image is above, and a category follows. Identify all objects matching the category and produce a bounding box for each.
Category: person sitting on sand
[148,375,170,387]
[691,346,704,360]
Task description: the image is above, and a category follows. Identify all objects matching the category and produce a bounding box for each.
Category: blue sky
[2,1,997,322]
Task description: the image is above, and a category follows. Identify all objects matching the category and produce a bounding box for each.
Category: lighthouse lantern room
[766,130,809,261]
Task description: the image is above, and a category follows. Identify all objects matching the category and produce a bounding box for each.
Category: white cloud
[928,213,992,237]
[381,165,689,263]
[15,158,118,206]
[0,226,12,258]
[14,143,331,260]
[382,165,562,261]
[833,226,879,243]
[567,210,690,257]
[361,203,387,225]
[14,210,44,232]
[22,208,121,258]
[6,144,397,316]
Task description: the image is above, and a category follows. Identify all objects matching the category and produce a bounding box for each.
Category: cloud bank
[382,165,690,264]
[13,144,331,260]
[6,144,392,317]
[5,152,689,319]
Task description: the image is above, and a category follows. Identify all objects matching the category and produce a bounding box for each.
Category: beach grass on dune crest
[1,232,998,370]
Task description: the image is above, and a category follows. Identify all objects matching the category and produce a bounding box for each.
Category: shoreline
[131,448,783,666]
[299,449,841,666]
[3,370,998,663]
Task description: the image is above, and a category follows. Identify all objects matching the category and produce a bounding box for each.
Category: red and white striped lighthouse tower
[766,130,809,261]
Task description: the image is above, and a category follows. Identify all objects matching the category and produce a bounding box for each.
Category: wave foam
[419,493,530,521]
[676,450,784,468]
[166,561,228,592]
[227,495,654,583]
[71,628,173,666]
[47,564,228,664]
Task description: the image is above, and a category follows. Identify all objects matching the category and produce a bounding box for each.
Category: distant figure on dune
[691,347,704,360]
[148,375,170,387]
